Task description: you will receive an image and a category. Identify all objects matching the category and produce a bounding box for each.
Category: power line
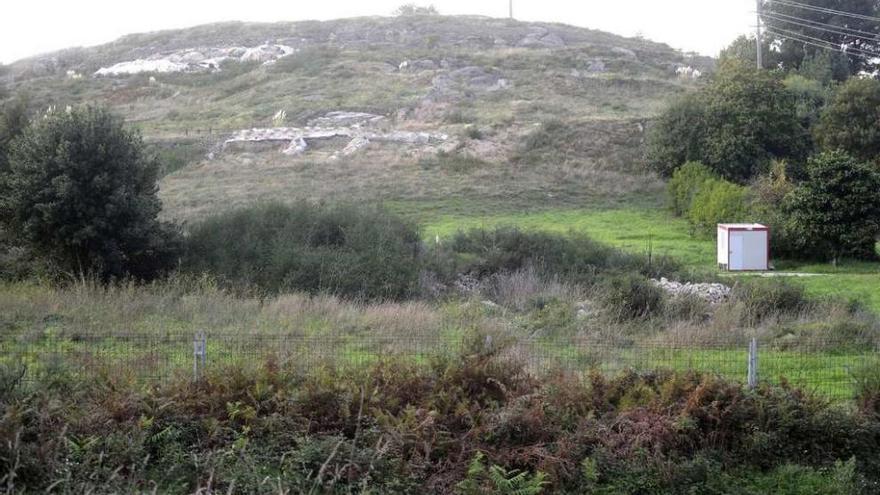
[768,0,880,23]
[760,11,880,42]
[766,24,880,57]
[766,26,880,57]
[765,29,874,59]
[764,27,880,59]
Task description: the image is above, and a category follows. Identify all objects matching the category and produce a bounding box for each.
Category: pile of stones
[651,277,731,304]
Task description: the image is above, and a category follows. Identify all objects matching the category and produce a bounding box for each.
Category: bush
[730,279,808,324]
[668,161,717,216]
[441,227,680,285]
[0,106,181,281]
[854,362,880,418]
[184,202,422,300]
[687,178,751,235]
[598,273,666,321]
[750,160,801,257]
[785,151,880,262]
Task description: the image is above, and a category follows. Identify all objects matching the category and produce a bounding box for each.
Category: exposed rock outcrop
[225,125,450,157]
[94,44,296,76]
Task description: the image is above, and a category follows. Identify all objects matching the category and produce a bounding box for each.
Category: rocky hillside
[1,16,711,221]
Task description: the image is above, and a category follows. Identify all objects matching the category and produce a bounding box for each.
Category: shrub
[0,106,181,281]
[441,227,680,286]
[184,202,422,300]
[668,161,717,216]
[730,279,808,324]
[751,160,801,257]
[854,362,880,418]
[687,178,751,235]
[598,272,666,321]
[785,151,880,262]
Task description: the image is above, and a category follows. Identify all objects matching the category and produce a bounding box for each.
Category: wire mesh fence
[1,331,877,401]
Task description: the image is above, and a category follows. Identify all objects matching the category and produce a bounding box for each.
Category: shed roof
[717,223,768,230]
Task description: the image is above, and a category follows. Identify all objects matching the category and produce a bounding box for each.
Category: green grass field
[419,206,880,312]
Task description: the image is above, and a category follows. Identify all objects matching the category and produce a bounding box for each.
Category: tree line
[648,53,880,263]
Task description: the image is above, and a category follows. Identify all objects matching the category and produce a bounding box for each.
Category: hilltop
[1,16,710,221]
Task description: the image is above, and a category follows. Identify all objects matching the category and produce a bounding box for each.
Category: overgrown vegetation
[1,344,878,494]
[184,202,422,300]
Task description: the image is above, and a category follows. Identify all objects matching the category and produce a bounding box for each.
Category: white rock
[651,278,731,304]
[282,137,308,156]
[341,136,370,155]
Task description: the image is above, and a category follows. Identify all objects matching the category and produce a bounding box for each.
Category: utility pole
[756,0,763,69]
[509,0,514,19]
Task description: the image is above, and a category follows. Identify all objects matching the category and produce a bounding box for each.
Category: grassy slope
[3,17,696,224]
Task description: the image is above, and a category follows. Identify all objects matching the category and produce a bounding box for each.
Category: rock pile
[651,278,731,304]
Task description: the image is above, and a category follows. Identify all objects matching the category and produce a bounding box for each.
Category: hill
[0,16,707,221]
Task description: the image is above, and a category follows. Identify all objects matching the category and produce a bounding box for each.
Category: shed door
[730,233,744,270]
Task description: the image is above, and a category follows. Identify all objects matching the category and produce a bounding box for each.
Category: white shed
[717,224,769,271]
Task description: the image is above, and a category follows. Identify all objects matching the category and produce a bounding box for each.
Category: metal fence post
[193,331,207,381]
[747,337,758,391]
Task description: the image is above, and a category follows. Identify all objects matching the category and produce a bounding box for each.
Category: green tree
[0,96,30,172]
[783,74,831,135]
[797,51,837,86]
[816,77,880,163]
[786,151,880,262]
[648,60,809,182]
[720,35,781,68]
[0,96,33,279]
[645,94,706,177]
[0,106,181,280]
[761,0,879,77]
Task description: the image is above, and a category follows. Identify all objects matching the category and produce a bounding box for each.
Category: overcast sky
[0,1,755,63]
